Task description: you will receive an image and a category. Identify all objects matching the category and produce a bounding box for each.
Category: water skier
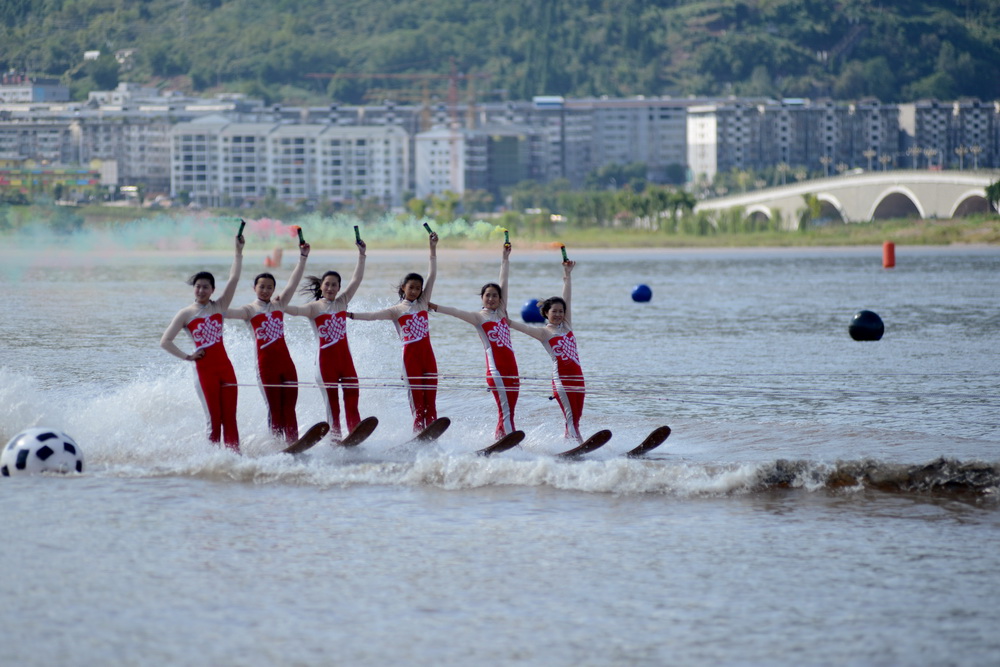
[282,238,367,440]
[509,259,585,442]
[347,232,439,432]
[160,231,245,451]
[225,243,310,443]
[430,241,520,439]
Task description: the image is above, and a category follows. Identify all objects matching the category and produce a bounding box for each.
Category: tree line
[2,0,998,106]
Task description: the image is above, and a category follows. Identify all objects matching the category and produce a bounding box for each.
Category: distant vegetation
[2,0,998,105]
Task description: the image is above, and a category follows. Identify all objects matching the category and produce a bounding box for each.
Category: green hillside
[2,0,998,105]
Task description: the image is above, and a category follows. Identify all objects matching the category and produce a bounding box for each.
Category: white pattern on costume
[486,319,512,349]
[256,313,284,349]
[402,313,429,342]
[191,316,223,349]
[318,315,347,348]
[551,332,579,364]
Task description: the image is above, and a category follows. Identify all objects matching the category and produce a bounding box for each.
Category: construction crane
[308,62,490,193]
[307,61,490,131]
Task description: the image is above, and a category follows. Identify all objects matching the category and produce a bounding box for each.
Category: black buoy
[849,310,884,341]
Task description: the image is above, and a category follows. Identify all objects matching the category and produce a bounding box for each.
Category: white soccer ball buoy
[1,428,84,476]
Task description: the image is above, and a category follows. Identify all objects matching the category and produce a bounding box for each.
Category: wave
[90,449,1000,501]
[3,366,997,500]
[756,457,1000,496]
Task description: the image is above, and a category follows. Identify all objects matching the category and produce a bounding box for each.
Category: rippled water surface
[1,242,998,665]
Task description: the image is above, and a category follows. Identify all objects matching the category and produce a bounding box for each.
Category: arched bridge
[694,170,999,229]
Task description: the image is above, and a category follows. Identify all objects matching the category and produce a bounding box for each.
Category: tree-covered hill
[2,0,998,105]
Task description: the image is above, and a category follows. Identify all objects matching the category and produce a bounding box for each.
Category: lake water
[1,238,998,666]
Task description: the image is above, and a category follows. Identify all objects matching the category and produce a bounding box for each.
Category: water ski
[406,417,451,445]
[625,425,671,458]
[476,430,526,457]
[556,429,612,458]
[337,416,379,448]
[282,422,330,454]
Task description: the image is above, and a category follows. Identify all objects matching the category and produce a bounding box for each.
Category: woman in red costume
[430,241,519,439]
[283,238,366,440]
[509,260,584,442]
[225,243,310,443]
[348,232,439,432]
[161,233,244,451]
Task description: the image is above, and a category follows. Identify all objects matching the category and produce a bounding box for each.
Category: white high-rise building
[171,117,410,207]
[414,127,466,198]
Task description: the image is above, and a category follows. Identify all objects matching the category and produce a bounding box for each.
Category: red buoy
[264,248,283,268]
[882,241,895,269]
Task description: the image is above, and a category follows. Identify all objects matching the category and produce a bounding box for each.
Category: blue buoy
[631,284,652,302]
[849,310,884,341]
[521,299,545,323]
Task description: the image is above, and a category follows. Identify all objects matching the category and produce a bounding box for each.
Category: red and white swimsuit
[509,274,585,441]
[230,302,299,442]
[186,311,240,449]
[397,307,438,432]
[311,302,360,438]
[284,255,366,440]
[161,247,244,451]
[354,256,438,432]
[434,257,519,439]
[541,325,584,441]
[227,256,308,443]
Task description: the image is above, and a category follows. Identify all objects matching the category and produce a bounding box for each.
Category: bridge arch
[815,193,848,224]
[950,190,991,217]
[745,204,773,227]
[869,186,924,221]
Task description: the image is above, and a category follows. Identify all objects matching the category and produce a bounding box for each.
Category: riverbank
[487,216,1000,248]
[3,203,998,248]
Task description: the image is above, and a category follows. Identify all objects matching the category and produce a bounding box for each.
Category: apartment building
[471,96,701,188]
[0,120,76,163]
[414,127,466,198]
[74,114,174,192]
[0,76,69,103]
[689,98,910,182]
[312,123,409,206]
[899,99,997,170]
[4,80,998,201]
[948,99,996,169]
[843,99,897,169]
[171,117,410,207]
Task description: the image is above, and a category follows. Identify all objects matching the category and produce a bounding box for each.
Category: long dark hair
[188,271,215,288]
[300,271,342,300]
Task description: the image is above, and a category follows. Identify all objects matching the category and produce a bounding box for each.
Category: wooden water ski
[556,429,612,458]
[406,417,451,445]
[476,430,525,457]
[625,425,672,458]
[282,422,330,454]
[337,416,379,448]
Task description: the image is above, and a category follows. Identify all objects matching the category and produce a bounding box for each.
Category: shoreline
[3,244,998,266]
[2,210,998,250]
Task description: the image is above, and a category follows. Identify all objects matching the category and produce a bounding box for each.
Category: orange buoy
[882,241,895,269]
